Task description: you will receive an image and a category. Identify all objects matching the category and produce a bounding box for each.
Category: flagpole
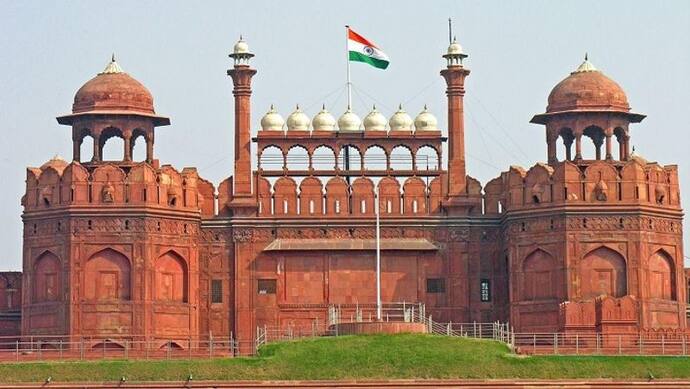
[375,186,381,321]
[345,25,352,109]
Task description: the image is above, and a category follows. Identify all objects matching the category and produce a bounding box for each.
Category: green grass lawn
[1,334,689,382]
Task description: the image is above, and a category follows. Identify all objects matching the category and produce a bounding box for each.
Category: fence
[0,334,242,362]
[513,332,690,356]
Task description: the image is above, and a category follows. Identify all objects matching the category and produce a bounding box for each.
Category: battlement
[484,158,681,215]
[23,158,216,218]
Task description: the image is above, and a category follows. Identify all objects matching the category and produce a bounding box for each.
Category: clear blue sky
[1,0,688,270]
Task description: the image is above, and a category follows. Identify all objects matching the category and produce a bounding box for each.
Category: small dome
[260,104,284,131]
[447,37,464,56]
[363,105,387,131]
[40,155,68,171]
[72,56,155,115]
[546,57,629,114]
[389,104,413,131]
[286,105,310,131]
[338,107,362,132]
[312,105,336,131]
[233,36,250,55]
[414,105,438,131]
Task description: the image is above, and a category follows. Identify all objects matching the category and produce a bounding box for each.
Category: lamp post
[375,185,381,321]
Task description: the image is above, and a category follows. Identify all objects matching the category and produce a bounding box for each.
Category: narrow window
[309,199,315,214]
[361,199,366,213]
[335,199,341,214]
[412,199,418,213]
[124,220,129,230]
[635,186,640,200]
[258,279,277,295]
[143,188,147,202]
[283,199,288,214]
[211,280,222,303]
[387,200,392,214]
[88,220,92,230]
[426,278,445,293]
[480,279,491,302]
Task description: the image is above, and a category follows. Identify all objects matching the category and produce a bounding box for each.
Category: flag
[347,27,390,70]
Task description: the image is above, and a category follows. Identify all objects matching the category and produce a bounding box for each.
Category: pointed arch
[649,250,676,300]
[84,248,131,301]
[521,249,560,301]
[33,251,61,302]
[155,250,188,302]
[579,246,627,299]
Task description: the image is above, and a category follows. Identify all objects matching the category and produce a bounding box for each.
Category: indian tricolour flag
[347,27,390,70]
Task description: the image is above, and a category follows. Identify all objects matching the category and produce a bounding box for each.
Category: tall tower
[440,37,472,214]
[227,37,258,216]
[23,57,203,343]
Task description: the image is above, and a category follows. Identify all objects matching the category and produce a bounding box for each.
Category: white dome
[286,105,310,131]
[389,104,413,131]
[338,107,362,132]
[447,37,463,56]
[363,105,387,131]
[414,105,438,131]
[233,36,250,55]
[260,104,285,131]
[312,105,336,131]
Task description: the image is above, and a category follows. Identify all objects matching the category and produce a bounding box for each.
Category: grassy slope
[1,334,689,382]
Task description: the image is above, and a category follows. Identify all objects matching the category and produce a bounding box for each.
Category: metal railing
[512,332,690,356]
[0,334,244,362]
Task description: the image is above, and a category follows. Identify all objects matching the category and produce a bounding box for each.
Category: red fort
[1,37,687,352]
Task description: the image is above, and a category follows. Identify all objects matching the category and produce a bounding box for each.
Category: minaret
[227,36,258,215]
[440,36,471,208]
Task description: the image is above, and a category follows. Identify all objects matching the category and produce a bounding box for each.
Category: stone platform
[331,321,427,335]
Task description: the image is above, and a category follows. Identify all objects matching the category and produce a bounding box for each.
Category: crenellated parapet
[483,158,681,215]
[23,157,215,216]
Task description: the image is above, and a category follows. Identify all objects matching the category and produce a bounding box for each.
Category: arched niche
[582,125,605,160]
[337,144,362,171]
[648,250,676,300]
[286,145,309,171]
[100,127,125,161]
[363,145,387,171]
[33,251,60,303]
[415,146,440,170]
[259,145,284,170]
[312,145,336,170]
[556,127,574,161]
[84,248,131,301]
[131,129,147,162]
[521,249,560,301]
[390,145,413,170]
[155,251,188,302]
[80,133,95,162]
[579,247,627,299]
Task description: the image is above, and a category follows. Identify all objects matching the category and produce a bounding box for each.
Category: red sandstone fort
[0,37,688,352]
